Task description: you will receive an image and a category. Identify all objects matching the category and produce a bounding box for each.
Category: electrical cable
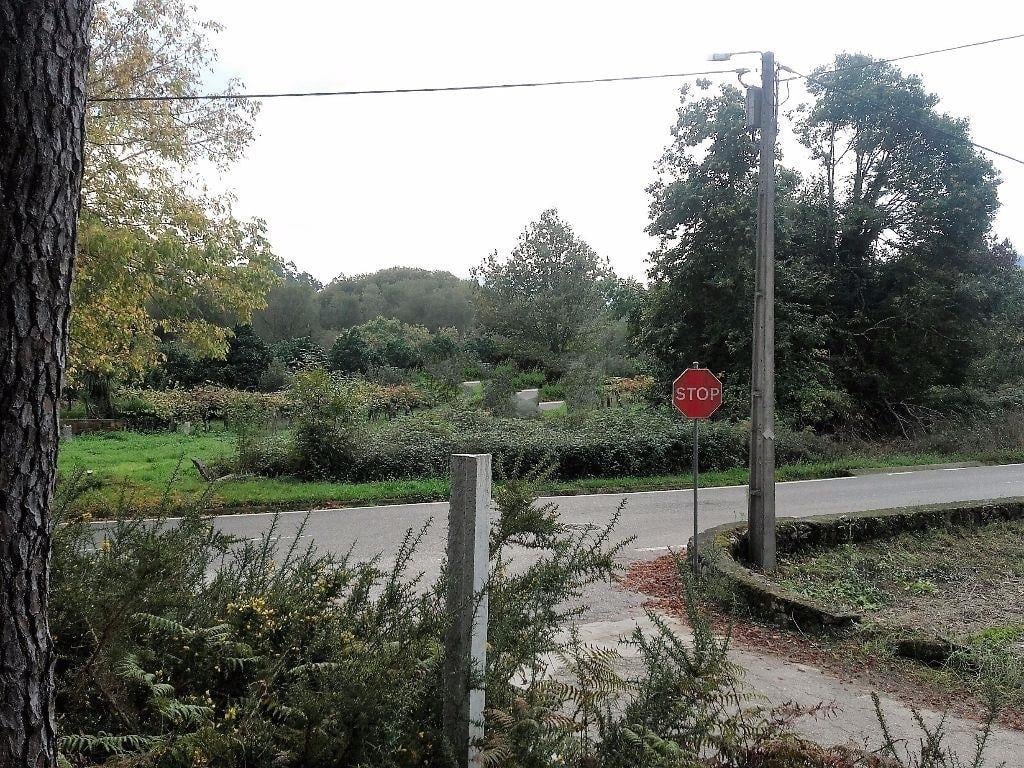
[779,32,1024,83]
[779,65,1024,166]
[87,67,743,103]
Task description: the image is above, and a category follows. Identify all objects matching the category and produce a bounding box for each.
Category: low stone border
[63,418,127,436]
[693,498,1024,638]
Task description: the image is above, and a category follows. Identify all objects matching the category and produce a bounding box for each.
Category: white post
[443,454,491,767]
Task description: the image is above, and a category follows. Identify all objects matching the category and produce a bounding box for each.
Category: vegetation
[472,209,630,374]
[59,421,1024,517]
[54,471,945,768]
[643,65,1021,431]
[75,0,277,390]
[13,2,1024,763]
[774,519,1024,714]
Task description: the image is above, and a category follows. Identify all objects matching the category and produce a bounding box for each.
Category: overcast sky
[198,0,1024,283]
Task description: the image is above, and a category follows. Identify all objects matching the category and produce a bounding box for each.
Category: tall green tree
[796,54,1006,413]
[643,84,845,427]
[473,209,615,372]
[252,263,323,344]
[319,267,474,332]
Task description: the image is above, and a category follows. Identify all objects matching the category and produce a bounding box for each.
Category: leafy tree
[642,60,1021,430]
[643,84,845,427]
[73,0,277,383]
[319,267,474,331]
[329,318,434,372]
[0,1,92,763]
[222,325,274,389]
[422,326,462,364]
[252,262,323,344]
[795,54,1010,417]
[147,326,271,390]
[328,328,372,373]
[473,209,615,373]
[73,218,277,382]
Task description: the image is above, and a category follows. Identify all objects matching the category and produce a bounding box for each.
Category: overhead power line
[87,67,743,103]
[780,32,1024,82]
[780,66,1024,167]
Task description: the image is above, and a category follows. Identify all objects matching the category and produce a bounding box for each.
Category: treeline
[641,60,1024,431]
[252,265,476,346]
[86,12,1024,437]
[150,209,641,395]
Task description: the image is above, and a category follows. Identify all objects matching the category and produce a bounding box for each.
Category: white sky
[199,0,1024,283]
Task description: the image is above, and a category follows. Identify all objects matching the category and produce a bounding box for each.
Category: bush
[53,468,864,768]
[272,336,328,372]
[324,407,825,483]
[510,368,546,390]
[290,370,362,479]
[482,362,518,418]
[562,360,602,411]
[117,386,292,431]
[539,381,565,402]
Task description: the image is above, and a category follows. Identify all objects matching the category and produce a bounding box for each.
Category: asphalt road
[206,462,1024,582]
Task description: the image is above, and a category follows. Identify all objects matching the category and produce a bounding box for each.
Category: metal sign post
[692,417,699,573]
[672,363,724,574]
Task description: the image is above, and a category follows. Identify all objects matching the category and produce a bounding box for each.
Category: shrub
[539,381,565,402]
[328,327,372,373]
[482,362,518,418]
[257,357,290,392]
[53,468,831,768]
[562,359,602,411]
[606,375,657,406]
[272,336,328,372]
[342,407,765,482]
[116,386,292,431]
[510,368,546,390]
[51,472,995,768]
[289,370,362,479]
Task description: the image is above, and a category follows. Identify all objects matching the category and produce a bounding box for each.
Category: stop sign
[672,367,723,419]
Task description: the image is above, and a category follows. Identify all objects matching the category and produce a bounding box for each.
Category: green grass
[58,429,1024,517]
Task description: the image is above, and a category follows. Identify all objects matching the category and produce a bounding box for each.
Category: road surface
[205,462,1024,581]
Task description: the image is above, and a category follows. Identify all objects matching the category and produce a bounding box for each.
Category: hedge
[341,406,830,482]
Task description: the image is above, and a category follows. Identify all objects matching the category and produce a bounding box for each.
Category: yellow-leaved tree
[75,0,278,402]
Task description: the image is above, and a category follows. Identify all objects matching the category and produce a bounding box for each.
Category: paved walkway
[567,610,1022,763]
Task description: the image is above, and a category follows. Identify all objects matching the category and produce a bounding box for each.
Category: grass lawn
[58,429,1024,517]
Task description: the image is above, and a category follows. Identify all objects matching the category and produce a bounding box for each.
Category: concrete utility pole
[748,51,777,571]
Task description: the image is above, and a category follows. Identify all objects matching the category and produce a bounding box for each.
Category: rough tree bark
[0,2,93,766]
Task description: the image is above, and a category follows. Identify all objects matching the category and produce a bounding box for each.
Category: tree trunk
[0,2,93,766]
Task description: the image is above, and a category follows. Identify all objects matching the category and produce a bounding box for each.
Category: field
[58,428,1024,516]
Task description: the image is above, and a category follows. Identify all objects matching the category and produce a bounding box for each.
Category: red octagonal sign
[672,367,723,419]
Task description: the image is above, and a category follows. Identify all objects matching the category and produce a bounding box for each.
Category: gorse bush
[52,468,996,767]
[53,481,444,768]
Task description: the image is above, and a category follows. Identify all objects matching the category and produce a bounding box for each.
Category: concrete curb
[693,497,1024,639]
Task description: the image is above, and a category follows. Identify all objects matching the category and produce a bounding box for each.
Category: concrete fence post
[442,453,492,768]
